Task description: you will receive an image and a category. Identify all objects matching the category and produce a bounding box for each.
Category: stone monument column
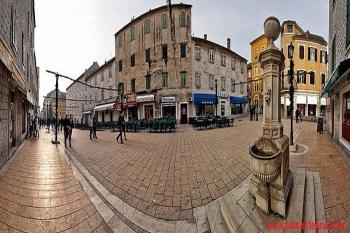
[249,16,293,217]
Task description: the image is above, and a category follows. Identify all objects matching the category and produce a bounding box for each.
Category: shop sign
[162,96,176,103]
[218,93,229,98]
[137,94,154,103]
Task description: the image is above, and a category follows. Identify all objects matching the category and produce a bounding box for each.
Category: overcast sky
[35,0,329,108]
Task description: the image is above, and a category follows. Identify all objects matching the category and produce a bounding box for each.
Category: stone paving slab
[66,118,292,221]
[0,132,112,233]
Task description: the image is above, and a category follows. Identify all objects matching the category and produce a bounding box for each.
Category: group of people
[295,109,303,123]
[249,105,260,121]
[87,111,127,144]
[28,114,40,138]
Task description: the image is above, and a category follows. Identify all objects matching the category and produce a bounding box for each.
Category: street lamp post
[288,42,295,146]
[51,74,60,144]
[215,79,218,117]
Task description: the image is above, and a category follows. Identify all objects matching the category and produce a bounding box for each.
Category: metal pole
[52,74,60,144]
[215,79,218,117]
[289,59,294,146]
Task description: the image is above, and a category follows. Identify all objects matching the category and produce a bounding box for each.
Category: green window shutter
[161,14,167,29]
[145,48,151,63]
[144,20,150,33]
[179,12,186,27]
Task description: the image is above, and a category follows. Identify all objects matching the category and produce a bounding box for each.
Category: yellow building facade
[250,35,269,112]
[280,21,328,118]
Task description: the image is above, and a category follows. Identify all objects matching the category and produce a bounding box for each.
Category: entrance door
[221,104,225,116]
[144,105,154,121]
[180,104,188,124]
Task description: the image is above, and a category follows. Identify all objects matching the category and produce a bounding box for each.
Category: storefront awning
[308,96,317,105]
[193,93,217,105]
[297,95,306,104]
[322,58,350,96]
[230,96,248,104]
[94,102,115,111]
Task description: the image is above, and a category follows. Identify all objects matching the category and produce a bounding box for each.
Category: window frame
[221,77,226,91]
[180,43,187,58]
[162,44,168,60]
[209,49,215,63]
[131,79,136,93]
[145,74,151,90]
[309,71,315,85]
[195,72,201,88]
[209,75,215,89]
[180,71,187,88]
[118,59,123,72]
[130,54,136,67]
[162,72,169,88]
[179,12,186,27]
[145,48,151,63]
[161,14,168,29]
[299,45,305,59]
[144,19,151,34]
[130,27,135,41]
[221,54,226,67]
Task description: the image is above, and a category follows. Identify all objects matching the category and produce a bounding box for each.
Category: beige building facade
[115,3,247,123]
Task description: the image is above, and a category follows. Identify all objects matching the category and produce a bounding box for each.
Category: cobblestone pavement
[67,117,292,221]
[291,121,350,233]
[0,132,112,232]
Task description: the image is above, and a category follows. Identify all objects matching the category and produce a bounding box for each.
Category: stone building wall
[0,63,10,168]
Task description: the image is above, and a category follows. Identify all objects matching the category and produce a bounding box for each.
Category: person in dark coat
[250,106,254,121]
[62,114,71,147]
[295,109,299,123]
[116,112,125,144]
[92,114,97,139]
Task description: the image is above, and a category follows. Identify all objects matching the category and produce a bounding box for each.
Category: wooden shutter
[308,47,311,60]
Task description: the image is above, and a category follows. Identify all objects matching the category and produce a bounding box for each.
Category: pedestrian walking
[28,114,33,137]
[93,114,97,139]
[295,109,299,123]
[250,106,254,121]
[88,114,94,140]
[255,105,259,121]
[116,112,125,144]
[34,115,39,137]
[63,114,71,147]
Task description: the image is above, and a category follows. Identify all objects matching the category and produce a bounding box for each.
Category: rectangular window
[101,89,104,100]
[131,54,135,67]
[309,71,315,85]
[162,72,168,88]
[287,24,293,33]
[145,48,151,63]
[109,86,113,98]
[109,67,112,77]
[321,73,326,87]
[221,77,226,90]
[118,35,123,48]
[195,46,201,60]
[180,43,187,58]
[195,73,201,88]
[101,72,104,82]
[297,70,306,84]
[118,60,123,72]
[209,75,214,89]
[145,74,151,90]
[299,45,304,59]
[162,44,168,60]
[241,62,244,74]
[231,79,236,92]
[131,79,136,93]
[144,19,150,33]
[221,54,226,66]
[209,49,214,63]
[231,58,236,70]
[11,7,16,45]
[180,71,187,88]
[130,27,135,41]
[321,50,327,64]
[161,14,168,29]
[179,12,186,27]
[118,83,124,94]
[308,47,317,61]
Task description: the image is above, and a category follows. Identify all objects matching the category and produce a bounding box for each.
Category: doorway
[331,99,335,138]
[144,105,154,121]
[180,103,188,124]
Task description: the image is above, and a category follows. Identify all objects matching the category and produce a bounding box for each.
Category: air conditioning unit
[188,97,193,102]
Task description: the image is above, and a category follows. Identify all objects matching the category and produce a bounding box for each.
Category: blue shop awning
[230,96,248,104]
[193,93,217,105]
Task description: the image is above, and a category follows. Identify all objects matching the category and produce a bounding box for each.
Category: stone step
[313,172,328,233]
[205,199,228,233]
[193,206,211,233]
[287,168,306,233]
[303,171,316,233]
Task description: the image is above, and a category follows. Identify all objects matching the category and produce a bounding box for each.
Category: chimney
[204,34,207,40]
[227,38,231,50]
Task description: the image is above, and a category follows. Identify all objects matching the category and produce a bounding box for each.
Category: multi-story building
[114,3,247,123]
[84,58,117,123]
[247,63,252,107]
[323,0,350,152]
[66,58,118,123]
[280,21,328,118]
[0,0,39,167]
[66,62,99,123]
[42,89,66,119]
[250,35,269,111]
